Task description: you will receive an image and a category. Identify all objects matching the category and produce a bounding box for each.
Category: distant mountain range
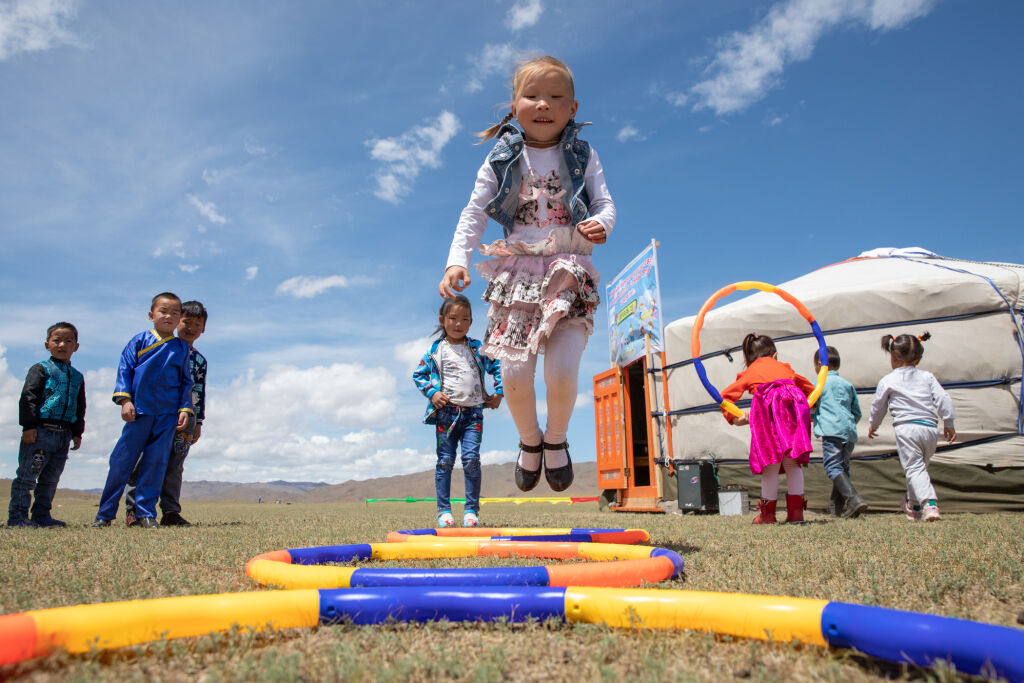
[2,462,599,505]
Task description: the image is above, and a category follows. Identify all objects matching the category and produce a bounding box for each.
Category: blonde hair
[476,56,575,143]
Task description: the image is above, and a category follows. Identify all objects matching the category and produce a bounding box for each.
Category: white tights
[506,321,587,470]
[760,458,804,500]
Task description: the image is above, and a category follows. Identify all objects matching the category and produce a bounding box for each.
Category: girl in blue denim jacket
[438,56,616,494]
[413,295,503,528]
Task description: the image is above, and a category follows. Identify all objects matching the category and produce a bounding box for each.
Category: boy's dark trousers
[8,426,71,524]
[125,416,194,519]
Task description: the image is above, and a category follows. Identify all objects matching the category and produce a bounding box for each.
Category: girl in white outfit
[438,56,616,492]
[868,332,956,521]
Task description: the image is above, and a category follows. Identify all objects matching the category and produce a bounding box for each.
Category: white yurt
[661,248,1024,511]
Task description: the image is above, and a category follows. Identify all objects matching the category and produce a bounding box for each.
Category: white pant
[894,423,938,504]
[760,458,804,500]
[504,320,586,468]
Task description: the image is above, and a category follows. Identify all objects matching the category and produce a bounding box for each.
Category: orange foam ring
[0,613,42,665]
[476,541,581,560]
[588,530,649,544]
[691,283,737,357]
[545,557,677,588]
[243,549,292,574]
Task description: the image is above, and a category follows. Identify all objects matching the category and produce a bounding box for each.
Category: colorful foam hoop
[244,528,681,590]
[690,281,829,418]
[2,528,1023,680]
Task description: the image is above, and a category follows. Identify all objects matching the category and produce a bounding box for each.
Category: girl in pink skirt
[721,334,815,523]
[438,56,616,492]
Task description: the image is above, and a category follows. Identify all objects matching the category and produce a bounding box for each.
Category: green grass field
[1,498,1022,682]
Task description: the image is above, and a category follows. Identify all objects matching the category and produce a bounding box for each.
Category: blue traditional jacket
[112,329,194,416]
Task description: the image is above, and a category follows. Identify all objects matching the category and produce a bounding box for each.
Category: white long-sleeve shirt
[446,145,616,270]
[869,366,956,430]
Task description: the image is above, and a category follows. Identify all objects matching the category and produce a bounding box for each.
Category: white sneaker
[922,503,941,522]
[901,497,922,521]
[463,511,479,527]
[436,511,455,528]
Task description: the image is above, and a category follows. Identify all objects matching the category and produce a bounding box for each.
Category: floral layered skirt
[477,226,600,363]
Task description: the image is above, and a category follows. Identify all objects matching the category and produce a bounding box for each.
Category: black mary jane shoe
[514,441,544,492]
[543,441,574,492]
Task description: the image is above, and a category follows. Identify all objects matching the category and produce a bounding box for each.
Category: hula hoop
[690,281,829,419]
[244,527,682,590]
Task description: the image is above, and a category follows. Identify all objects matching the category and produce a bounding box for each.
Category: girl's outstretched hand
[733,414,749,426]
[577,219,607,244]
[439,266,470,297]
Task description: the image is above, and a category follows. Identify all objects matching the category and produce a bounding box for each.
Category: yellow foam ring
[733,281,776,293]
[30,590,321,654]
[576,543,655,562]
[372,541,482,560]
[564,588,828,646]
[247,559,356,589]
[808,365,829,407]
[720,400,745,419]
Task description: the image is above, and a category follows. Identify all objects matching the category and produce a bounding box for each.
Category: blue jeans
[8,427,70,523]
[821,436,854,480]
[96,414,177,521]
[434,405,483,514]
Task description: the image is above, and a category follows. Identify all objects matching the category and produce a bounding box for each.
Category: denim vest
[39,358,84,425]
[483,120,591,237]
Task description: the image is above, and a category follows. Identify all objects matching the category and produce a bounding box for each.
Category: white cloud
[245,265,259,280]
[243,138,267,157]
[201,168,224,185]
[276,274,351,298]
[187,194,227,224]
[690,0,938,115]
[766,114,787,126]
[616,125,646,143]
[506,0,543,31]
[0,0,81,61]
[466,43,516,93]
[178,264,200,273]
[394,335,437,375]
[368,110,461,204]
[666,92,688,107]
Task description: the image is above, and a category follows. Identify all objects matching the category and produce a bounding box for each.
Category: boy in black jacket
[8,322,86,527]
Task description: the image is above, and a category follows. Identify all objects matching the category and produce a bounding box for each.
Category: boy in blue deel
[8,322,86,528]
[92,293,194,529]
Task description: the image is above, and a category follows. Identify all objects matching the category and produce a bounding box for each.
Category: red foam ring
[244,549,292,574]
[0,613,44,666]
[545,557,676,588]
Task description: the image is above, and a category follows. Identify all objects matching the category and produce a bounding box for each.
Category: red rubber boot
[752,498,777,524]
[785,494,807,524]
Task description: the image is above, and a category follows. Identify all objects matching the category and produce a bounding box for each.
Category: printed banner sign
[606,239,663,367]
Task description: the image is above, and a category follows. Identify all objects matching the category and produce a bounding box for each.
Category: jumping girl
[721,333,815,524]
[869,332,955,522]
[413,295,503,528]
[438,56,615,492]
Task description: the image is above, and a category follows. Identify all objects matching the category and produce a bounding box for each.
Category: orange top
[721,356,814,423]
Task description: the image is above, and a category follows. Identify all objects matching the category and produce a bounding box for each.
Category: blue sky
[1,0,1020,488]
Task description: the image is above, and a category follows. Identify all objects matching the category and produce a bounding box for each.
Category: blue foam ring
[350,566,551,587]
[288,544,373,565]
[571,528,626,534]
[317,587,567,625]
[650,548,685,578]
[395,528,437,536]
[821,602,1024,680]
[810,320,828,366]
[692,358,724,405]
